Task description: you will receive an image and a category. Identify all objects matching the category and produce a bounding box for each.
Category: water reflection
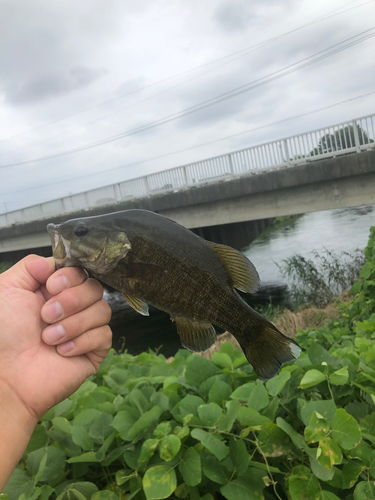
[242,205,375,286]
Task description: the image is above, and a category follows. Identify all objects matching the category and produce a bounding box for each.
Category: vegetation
[312,124,374,156]
[3,227,375,500]
[0,261,14,274]
[277,248,365,307]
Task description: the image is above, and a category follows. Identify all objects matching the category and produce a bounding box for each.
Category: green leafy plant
[4,227,375,500]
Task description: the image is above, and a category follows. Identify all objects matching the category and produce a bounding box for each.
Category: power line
[0,0,372,146]
[4,89,375,196]
[1,27,373,169]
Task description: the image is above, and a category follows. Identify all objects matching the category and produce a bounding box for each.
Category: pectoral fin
[174,317,217,352]
[122,293,149,316]
[208,241,259,293]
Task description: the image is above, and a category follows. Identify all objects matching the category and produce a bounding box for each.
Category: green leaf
[26,425,49,453]
[354,481,375,500]
[304,411,330,443]
[316,492,341,500]
[208,379,232,405]
[237,407,271,427]
[266,370,291,396]
[331,408,362,449]
[211,352,232,369]
[201,454,230,484]
[247,382,268,411]
[126,406,162,441]
[190,428,229,460]
[71,426,94,451]
[309,456,335,482]
[178,448,201,486]
[174,394,205,420]
[220,468,265,500]
[258,423,291,457]
[89,412,113,444]
[142,465,177,500]
[370,449,375,479]
[3,469,35,500]
[115,468,135,486]
[229,437,250,474]
[198,403,223,427]
[230,383,254,400]
[317,438,342,470]
[276,417,314,456]
[138,439,159,465]
[91,493,119,500]
[185,356,219,388]
[159,435,181,461]
[329,366,349,386]
[55,482,98,500]
[300,399,337,426]
[351,281,362,294]
[67,452,100,463]
[342,460,366,489]
[217,399,240,432]
[52,416,72,435]
[288,465,320,500]
[27,446,66,482]
[300,369,326,389]
[154,422,171,439]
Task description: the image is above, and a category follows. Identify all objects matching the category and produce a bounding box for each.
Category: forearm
[0,383,37,491]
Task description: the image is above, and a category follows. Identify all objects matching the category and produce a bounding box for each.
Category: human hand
[0,255,112,423]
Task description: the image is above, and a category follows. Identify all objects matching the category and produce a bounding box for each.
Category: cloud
[213,1,254,33]
[5,66,105,105]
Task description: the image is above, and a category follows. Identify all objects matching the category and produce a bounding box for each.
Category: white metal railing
[1,113,374,229]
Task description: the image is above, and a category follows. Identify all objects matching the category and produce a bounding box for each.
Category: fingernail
[50,275,69,293]
[43,301,64,322]
[45,324,65,343]
[58,340,75,354]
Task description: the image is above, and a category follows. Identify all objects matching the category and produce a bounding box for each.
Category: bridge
[1,112,374,260]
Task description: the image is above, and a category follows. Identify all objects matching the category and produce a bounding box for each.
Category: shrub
[4,228,375,500]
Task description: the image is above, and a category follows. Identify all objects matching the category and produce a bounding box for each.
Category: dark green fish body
[47,209,301,379]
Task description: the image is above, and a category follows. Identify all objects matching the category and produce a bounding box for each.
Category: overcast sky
[1,0,375,214]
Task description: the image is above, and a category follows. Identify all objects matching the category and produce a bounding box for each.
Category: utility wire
[1,28,374,169]
[4,89,375,196]
[0,0,372,145]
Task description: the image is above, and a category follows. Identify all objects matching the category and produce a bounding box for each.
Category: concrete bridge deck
[1,147,374,258]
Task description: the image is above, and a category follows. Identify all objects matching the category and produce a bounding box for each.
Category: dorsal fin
[122,293,149,316]
[208,241,260,293]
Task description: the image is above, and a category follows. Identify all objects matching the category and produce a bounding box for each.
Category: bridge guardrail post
[227,154,234,176]
[283,140,291,167]
[182,166,188,187]
[352,120,361,153]
[144,176,150,196]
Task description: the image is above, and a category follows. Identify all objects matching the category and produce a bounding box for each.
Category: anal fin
[174,317,217,352]
[122,293,149,316]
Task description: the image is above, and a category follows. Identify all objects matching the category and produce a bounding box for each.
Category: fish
[47,209,301,379]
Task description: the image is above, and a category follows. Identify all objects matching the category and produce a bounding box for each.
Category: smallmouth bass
[47,209,301,379]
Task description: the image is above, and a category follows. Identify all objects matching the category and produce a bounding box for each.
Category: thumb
[1,255,55,292]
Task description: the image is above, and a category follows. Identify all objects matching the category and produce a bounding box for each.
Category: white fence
[1,113,374,229]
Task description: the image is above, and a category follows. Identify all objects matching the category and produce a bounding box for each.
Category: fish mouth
[47,223,77,269]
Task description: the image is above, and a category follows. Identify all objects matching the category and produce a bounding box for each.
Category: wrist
[0,381,38,491]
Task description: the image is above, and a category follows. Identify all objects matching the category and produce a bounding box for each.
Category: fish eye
[74,225,89,237]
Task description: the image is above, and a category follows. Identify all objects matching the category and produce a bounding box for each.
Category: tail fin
[237,322,301,380]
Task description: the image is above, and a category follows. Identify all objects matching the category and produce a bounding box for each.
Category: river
[107,204,375,356]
